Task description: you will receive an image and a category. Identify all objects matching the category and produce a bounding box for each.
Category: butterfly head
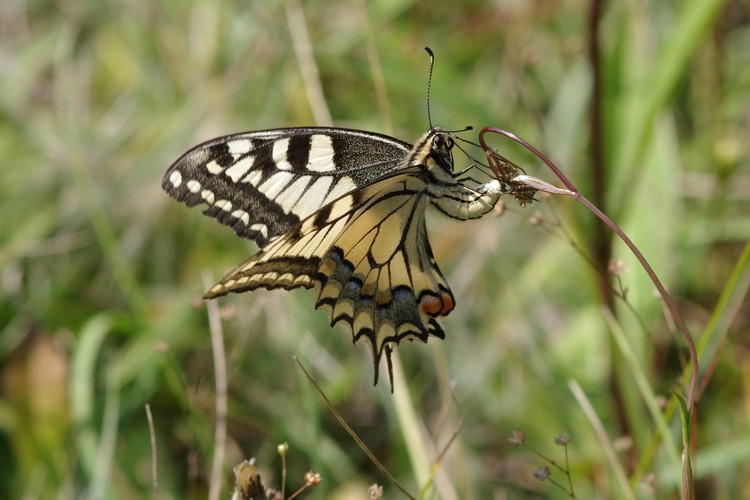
[429,131,455,171]
[408,128,462,184]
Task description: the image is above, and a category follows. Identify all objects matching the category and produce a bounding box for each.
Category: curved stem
[478,127,698,411]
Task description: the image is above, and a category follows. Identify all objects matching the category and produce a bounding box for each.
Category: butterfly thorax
[405,128,502,222]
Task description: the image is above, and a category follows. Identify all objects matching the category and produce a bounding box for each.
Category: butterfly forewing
[162,128,412,246]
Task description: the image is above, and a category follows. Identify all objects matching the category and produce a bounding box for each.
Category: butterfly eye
[432,134,454,151]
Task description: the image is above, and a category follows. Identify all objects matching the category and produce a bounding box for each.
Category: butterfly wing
[162,128,412,246]
[205,171,454,384]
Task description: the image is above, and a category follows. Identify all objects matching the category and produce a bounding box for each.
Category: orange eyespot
[419,290,455,316]
[419,294,442,316]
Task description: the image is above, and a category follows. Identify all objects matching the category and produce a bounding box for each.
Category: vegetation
[1,0,748,498]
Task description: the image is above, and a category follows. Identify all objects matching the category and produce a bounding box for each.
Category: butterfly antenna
[425,47,435,129]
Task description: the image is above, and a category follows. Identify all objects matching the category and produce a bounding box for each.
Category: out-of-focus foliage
[1,0,748,498]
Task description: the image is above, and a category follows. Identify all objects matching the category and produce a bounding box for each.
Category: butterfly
[163,126,503,386]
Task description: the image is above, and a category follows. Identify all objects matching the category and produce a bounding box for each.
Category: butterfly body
[164,126,501,384]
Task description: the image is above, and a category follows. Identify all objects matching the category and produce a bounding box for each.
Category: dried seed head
[369,483,384,499]
[508,430,526,447]
[534,466,551,481]
[554,433,571,446]
[608,259,627,276]
[304,471,321,486]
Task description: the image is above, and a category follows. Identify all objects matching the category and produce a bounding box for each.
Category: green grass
[2,0,749,498]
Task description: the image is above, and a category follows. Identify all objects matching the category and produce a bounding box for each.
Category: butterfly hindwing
[204,171,454,383]
[315,174,455,384]
[162,128,412,246]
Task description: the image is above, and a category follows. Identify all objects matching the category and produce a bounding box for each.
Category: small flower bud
[277,442,289,456]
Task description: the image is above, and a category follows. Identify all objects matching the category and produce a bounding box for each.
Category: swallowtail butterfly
[163,127,502,385]
[163,55,504,386]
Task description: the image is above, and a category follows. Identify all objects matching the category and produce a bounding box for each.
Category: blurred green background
[2,0,749,498]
